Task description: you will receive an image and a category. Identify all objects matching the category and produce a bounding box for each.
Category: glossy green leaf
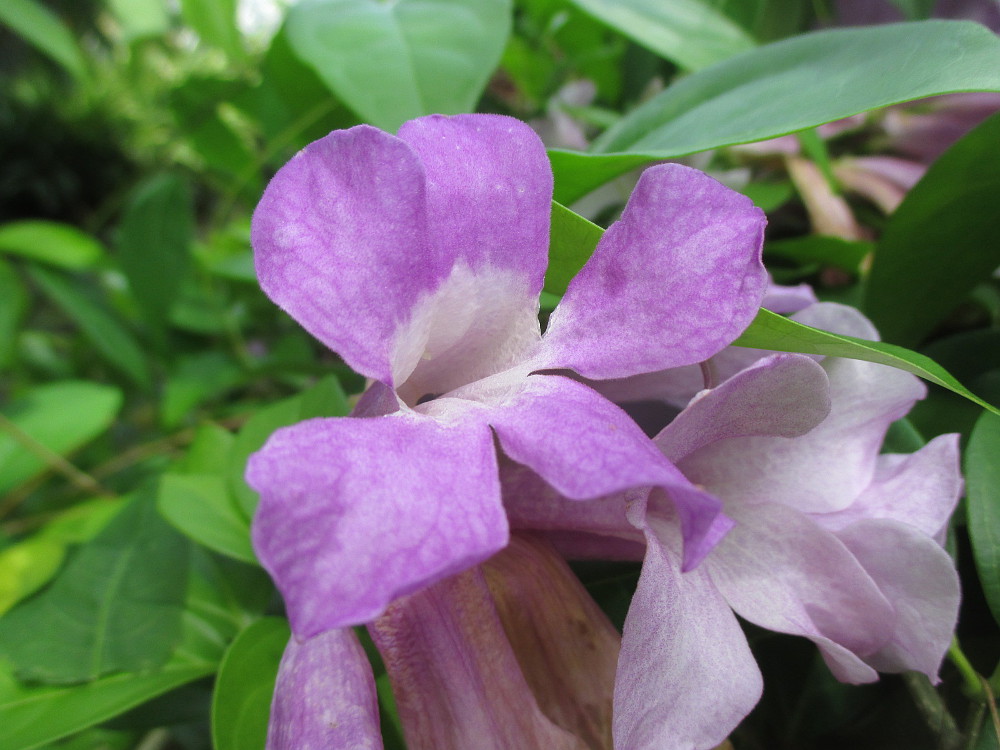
[545,201,604,295]
[0,258,28,368]
[863,112,1000,347]
[0,221,105,270]
[733,308,1000,416]
[566,0,755,70]
[0,382,122,494]
[551,21,1000,202]
[26,265,151,388]
[229,376,350,516]
[286,0,512,131]
[0,492,190,684]
[0,0,87,79]
[179,0,245,59]
[158,474,256,564]
[967,411,1000,627]
[211,617,290,750]
[116,175,194,347]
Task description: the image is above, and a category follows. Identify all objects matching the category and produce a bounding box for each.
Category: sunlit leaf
[0,221,104,270]
[566,0,756,70]
[286,0,512,131]
[863,112,1000,347]
[551,21,1000,202]
[159,474,256,564]
[179,0,245,59]
[211,617,290,750]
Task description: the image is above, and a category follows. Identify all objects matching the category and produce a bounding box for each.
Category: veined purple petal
[252,125,438,384]
[836,519,960,682]
[615,510,762,750]
[707,503,896,681]
[247,413,507,638]
[370,568,587,750]
[654,353,830,464]
[814,434,962,540]
[538,164,767,380]
[485,374,729,570]
[267,629,382,750]
[397,115,552,297]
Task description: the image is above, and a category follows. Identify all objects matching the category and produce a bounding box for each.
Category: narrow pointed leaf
[967,411,1000,627]
[0,221,105,269]
[0,0,87,80]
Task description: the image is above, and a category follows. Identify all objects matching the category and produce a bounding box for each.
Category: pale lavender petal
[396,115,552,296]
[370,568,586,750]
[252,125,438,384]
[485,374,728,570]
[538,164,768,379]
[707,502,895,682]
[483,535,620,748]
[679,304,924,513]
[814,434,962,539]
[764,280,818,314]
[655,353,830,464]
[836,520,960,681]
[615,510,762,750]
[247,414,507,637]
[267,629,382,750]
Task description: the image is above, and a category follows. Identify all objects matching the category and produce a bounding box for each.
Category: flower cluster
[248,114,961,749]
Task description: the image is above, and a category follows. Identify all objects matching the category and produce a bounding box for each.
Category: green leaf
[26,265,151,388]
[0,259,28,368]
[766,235,872,275]
[551,21,1000,203]
[732,308,1000,416]
[158,474,256,564]
[0,492,191,684]
[967,411,1000,627]
[229,376,350,516]
[211,618,290,750]
[862,112,1000,347]
[107,0,170,40]
[887,0,935,20]
[566,0,756,71]
[0,221,105,270]
[161,352,246,427]
[116,175,194,347]
[179,0,245,60]
[0,0,88,80]
[545,201,603,295]
[0,382,122,495]
[286,0,512,131]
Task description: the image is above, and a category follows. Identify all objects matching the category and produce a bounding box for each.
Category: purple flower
[246,113,768,747]
[516,301,962,749]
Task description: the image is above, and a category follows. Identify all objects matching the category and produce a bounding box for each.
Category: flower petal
[371,568,587,750]
[266,629,382,750]
[396,114,552,296]
[655,353,830,464]
[485,374,729,570]
[538,164,767,379]
[813,434,962,540]
[252,125,439,384]
[247,414,507,637]
[707,502,896,682]
[615,510,762,750]
[836,519,960,681]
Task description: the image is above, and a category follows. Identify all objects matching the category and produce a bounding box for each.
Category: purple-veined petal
[483,535,621,747]
[836,519,960,682]
[247,413,507,637]
[267,629,382,750]
[615,510,762,750]
[484,374,729,570]
[655,353,830,464]
[813,434,962,540]
[370,568,587,750]
[678,306,925,514]
[252,125,439,385]
[396,114,552,296]
[706,502,896,682]
[538,164,768,380]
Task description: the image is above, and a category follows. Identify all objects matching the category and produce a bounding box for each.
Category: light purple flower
[246,113,768,747]
[517,301,962,749]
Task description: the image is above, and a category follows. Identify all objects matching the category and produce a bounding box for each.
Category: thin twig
[902,672,963,750]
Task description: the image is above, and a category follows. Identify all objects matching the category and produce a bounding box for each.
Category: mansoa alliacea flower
[514,298,962,749]
[246,113,769,748]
